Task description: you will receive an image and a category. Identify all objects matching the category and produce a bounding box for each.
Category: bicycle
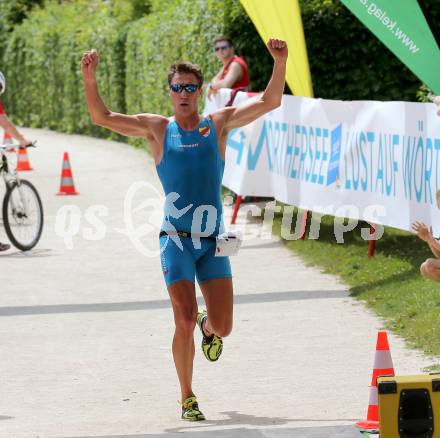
[0,142,44,251]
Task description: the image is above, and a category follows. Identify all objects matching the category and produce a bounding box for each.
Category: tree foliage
[0,0,43,60]
[2,0,133,139]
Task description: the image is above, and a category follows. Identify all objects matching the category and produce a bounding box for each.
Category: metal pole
[231,195,242,225]
[300,209,308,240]
[368,224,377,258]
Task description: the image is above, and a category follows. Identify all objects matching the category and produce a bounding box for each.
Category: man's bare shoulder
[210,107,235,123]
[137,113,169,127]
[209,107,235,138]
[135,114,169,143]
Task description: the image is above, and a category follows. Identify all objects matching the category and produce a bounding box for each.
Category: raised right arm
[81,49,164,138]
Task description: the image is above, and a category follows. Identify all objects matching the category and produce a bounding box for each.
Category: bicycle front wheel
[3,179,44,251]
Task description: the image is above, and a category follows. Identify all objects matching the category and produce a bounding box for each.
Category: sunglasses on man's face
[170,83,199,93]
[215,45,230,52]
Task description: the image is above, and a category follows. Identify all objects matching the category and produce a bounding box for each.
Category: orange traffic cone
[57,152,79,195]
[16,147,33,171]
[356,331,395,432]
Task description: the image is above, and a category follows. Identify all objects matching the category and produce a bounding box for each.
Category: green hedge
[2,0,133,139]
[0,0,43,62]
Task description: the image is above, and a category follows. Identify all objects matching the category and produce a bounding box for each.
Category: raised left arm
[220,38,287,130]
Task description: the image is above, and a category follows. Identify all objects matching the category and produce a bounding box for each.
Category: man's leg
[199,278,233,338]
[168,280,198,402]
[420,258,440,282]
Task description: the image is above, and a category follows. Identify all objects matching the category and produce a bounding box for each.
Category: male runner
[207,36,250,100]
[81,37,287,421]
[0,71,32,252]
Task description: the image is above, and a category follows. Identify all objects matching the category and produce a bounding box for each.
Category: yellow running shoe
[196,309,223,362]
[181,396,205,421]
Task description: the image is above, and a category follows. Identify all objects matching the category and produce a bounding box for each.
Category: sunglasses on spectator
[170,83,199,93]
[215,45,230,52]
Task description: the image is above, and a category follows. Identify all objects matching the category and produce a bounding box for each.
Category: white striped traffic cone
[356,331,395,432]
[57,152,79,195]
[16,146,33,171]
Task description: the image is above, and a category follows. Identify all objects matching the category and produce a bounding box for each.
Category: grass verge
[270,206,440,366]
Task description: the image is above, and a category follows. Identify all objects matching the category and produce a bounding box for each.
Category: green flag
[341,0,440,94]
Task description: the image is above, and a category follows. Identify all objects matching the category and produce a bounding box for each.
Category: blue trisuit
[156,116,232,287]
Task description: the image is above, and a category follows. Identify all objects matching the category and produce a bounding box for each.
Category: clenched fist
[267,38,288,61]
[81,49,99,82]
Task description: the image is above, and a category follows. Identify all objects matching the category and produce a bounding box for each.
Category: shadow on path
[60,423,359,438]
[0,248,54,258]
[164,410,359,433]
[0,290,349,317]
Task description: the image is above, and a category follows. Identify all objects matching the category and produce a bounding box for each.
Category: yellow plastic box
[377,374,440,438]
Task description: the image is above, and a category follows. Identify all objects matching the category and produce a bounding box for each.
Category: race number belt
[159,230,243,256]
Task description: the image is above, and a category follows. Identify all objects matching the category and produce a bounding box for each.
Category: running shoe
[181,395,205,421]
[196,309,223,362]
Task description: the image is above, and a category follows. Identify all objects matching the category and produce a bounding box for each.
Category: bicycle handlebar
[0,140,37,151]
[19,140,37,149]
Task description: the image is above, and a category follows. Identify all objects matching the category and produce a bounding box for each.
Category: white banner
[204,89,440,234]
